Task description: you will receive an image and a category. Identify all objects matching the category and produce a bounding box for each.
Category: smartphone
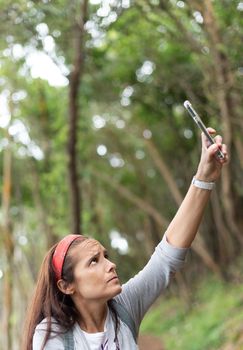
[183,100,224,160]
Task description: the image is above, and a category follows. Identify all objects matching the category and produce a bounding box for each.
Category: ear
[57,279,75,295]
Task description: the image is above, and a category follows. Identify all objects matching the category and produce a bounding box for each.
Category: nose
[106,258,116,272]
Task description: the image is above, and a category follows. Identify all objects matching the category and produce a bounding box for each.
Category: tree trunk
[1,130,14,350]
[29,159,58,248]
[235,136,243,171]
[202,0,243,245]
[145,139,183,205]
[67,0,88,234]
[210,190,235,265]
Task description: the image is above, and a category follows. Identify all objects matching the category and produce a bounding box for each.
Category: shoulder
[33,317,64,350]
[34,317,62,335]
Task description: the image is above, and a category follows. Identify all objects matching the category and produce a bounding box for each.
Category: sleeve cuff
[159,234,189,261]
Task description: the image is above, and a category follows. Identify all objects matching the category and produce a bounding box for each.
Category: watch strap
[192,176,215,190]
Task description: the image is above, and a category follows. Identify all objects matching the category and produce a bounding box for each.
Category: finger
[213,143,228,164]
[201,128,216,148]
[207,127,216,134]
[206,143,225,164]
[201,134,213,149]
[214,134,223,146]
[221,143,229,163]
[207,143,219,159]
[221,143,227,154]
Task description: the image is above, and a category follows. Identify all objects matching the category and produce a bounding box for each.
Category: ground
[138,334,164,350]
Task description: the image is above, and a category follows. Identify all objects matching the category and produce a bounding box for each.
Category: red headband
[52,234,81,281]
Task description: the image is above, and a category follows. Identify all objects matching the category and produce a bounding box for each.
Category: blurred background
[0,0,243,349]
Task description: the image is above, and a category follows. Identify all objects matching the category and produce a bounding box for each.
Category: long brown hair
[21,236,87,350]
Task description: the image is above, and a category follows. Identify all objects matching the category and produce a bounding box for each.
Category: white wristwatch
[192,176,215,190]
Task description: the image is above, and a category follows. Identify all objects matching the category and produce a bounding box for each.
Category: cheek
[74,270,104,298]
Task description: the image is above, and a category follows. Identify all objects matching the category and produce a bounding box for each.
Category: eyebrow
[87,249,108,264]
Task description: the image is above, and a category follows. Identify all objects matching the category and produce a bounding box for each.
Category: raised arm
[166,128,228,248]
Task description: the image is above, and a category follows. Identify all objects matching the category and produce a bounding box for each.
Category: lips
[107,275,119,283]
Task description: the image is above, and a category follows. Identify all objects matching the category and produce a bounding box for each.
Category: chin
[116,285,122,295]
[110,285,122,298]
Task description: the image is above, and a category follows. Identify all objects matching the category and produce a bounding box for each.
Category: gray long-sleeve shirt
[33,235,188,349]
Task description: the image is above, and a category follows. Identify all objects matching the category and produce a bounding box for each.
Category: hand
[195,128,228,182]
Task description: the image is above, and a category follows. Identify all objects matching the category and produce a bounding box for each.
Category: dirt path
[138,334,164,350]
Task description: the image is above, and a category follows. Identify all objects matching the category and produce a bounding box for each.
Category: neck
[74,300,108,333]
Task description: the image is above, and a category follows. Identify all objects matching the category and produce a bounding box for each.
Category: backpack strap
[63,300,137,349]
[64,329,74,350]
[111,299,137,344]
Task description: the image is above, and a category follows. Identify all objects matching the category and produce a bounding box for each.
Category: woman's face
[70,239,122,303]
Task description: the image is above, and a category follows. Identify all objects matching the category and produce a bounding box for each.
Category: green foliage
[141,277,243,350]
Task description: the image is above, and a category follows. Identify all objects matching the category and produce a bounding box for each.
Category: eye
[90,257,98,265]
[104,253,109,259]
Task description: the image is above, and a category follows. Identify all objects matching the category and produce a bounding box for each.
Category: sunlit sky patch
[115,119,125,129]
[101,12,117,27]
[88,0,130,31]
[110,229,129,254]
[201,46,210,55]
[19,142,44,160]
[193,11,204,24]
[135,150,145,160]
[120,96,130,107]
[136,60,155,83]
[9,119,44,160]
[92,114,106,129]
[85,20,105,41]
[18,235,28,246]
[97,144,107,156]
[9,119,31,145]
[121,86,134,106]
[2,22,70,88]
[12,90,27,102]
[109,153,125,168]
[147,168,156,178]
[85,0,123,44]
[12,43,25,59]
[237,2,243,11]
[36,22,49,36]
[176,1,185,8]
[183,128,193,139]
[122,86,134,98]
[143,129,152,139]
[90,0,130,9]
[0,92,44,160]
[25,51,69,87]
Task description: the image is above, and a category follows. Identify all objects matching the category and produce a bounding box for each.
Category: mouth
[107,276,119,283]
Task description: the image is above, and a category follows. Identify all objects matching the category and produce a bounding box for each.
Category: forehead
[72,238,105,259]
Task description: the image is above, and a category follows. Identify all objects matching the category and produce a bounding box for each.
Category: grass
[140,276,243,350]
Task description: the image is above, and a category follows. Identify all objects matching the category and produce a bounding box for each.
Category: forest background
[0,0,243,349]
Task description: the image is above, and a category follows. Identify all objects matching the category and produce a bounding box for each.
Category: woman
[22,129,228,350]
